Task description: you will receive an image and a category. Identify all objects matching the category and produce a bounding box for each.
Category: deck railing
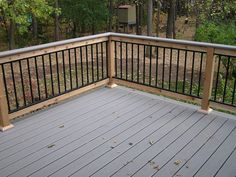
[0,32,235,131]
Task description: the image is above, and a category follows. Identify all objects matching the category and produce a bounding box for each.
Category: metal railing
[0,32,235,130]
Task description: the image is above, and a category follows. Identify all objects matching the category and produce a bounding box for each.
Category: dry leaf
[59,125,64,128]
[149,139,154,145]
[128,142,133,146]
[47,144,55,148]
[174,160,182,165]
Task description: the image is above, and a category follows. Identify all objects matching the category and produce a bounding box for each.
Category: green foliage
[59,0,108,35]
[195,22,236,45]
[0,0,55,34]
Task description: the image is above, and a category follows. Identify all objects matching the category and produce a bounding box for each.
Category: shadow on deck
[0,86,236,177]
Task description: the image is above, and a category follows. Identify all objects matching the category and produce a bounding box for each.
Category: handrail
[0,33,111,58]
[110,32,236,51]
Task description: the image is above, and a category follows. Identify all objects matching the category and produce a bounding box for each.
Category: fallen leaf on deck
[59,125,64,128]
[128,142,133,146]
[153,165,160,170]
[110,146,115,149]
[174,160,182,165]
[149,139,154,145]
[47,144,55,148]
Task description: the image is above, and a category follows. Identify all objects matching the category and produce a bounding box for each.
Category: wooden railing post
[199,47,215,114]
[107,36,117,88]
[0,67,14,131]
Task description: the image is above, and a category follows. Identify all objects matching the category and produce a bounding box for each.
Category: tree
[0,0,55,49]
[147,0,153,37]
[166,0,175,38]
[59,0,108,37]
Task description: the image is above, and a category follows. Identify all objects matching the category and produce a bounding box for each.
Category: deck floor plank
[0,86,235,177]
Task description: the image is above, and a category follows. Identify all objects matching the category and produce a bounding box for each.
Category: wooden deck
[0,86,235,177]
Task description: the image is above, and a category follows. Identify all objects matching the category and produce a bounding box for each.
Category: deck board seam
[67,106,187,177]
[193,126,236,176]
[171,118,230,177]
[130,112,206,177]
[47,103,176,177]
[4,96,160,176]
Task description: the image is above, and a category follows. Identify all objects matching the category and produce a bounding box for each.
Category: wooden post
[0,67,14,131]
[199,47,215,114]
[107,36,117,88]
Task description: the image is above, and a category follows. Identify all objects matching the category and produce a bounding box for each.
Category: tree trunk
[108,0,112,31]
[166,0,175,38]
[138,3,142,34]
[136,4,139,35]
[147,0,153,36]
[54,0,60,41]
[156,0,160,37]
[8,20,15,50]
[146,0,153,57]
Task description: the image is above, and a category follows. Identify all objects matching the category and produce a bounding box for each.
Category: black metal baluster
[62,50,67,92]
[155,46,159,87]
[74,48,79,88]
[49,53,54,95]
[214,56,221,101]
[68,50,73,89]
[120,42,123,78]
[10,62,18,109]
[162,48,166,88]
[106,41,109,78]
[131,43,134,81]
[42,55,48,98]
[115,41,117,78]
[149,46,152,86]
[19,61,26,106]
[126,42,128,80]
[80,47,84,86]
[223,56,231,103]
[232,78,236,105]
[101,43,104,79]
[34,57,41,99]
[198,52,203,97]
[169,49,172,90]
[1,65,10,112]
[190,52,195,95]
[183,50,187,93]
[56,52,61,94]
[85,46,89,84]
[143,45,146,84]
[27,59,34,102]
[91,45,94,82]
[137,44,140,82]
[96,43,99,80]
[175,49,180,92]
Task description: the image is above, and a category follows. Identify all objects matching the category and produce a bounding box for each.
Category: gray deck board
[0,86,235,177]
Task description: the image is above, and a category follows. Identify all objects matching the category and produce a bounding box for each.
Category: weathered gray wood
[0,92,148,176]
[130,114,215,177]
[0,88,126,147]
[194,126,236,177]
[0,86,235,177]
[214,146,236,177]
[0,88,116,140]
[0,92,143,169]
[152,117,228,177]
[11,99,168,177]
[168,119,236,177]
